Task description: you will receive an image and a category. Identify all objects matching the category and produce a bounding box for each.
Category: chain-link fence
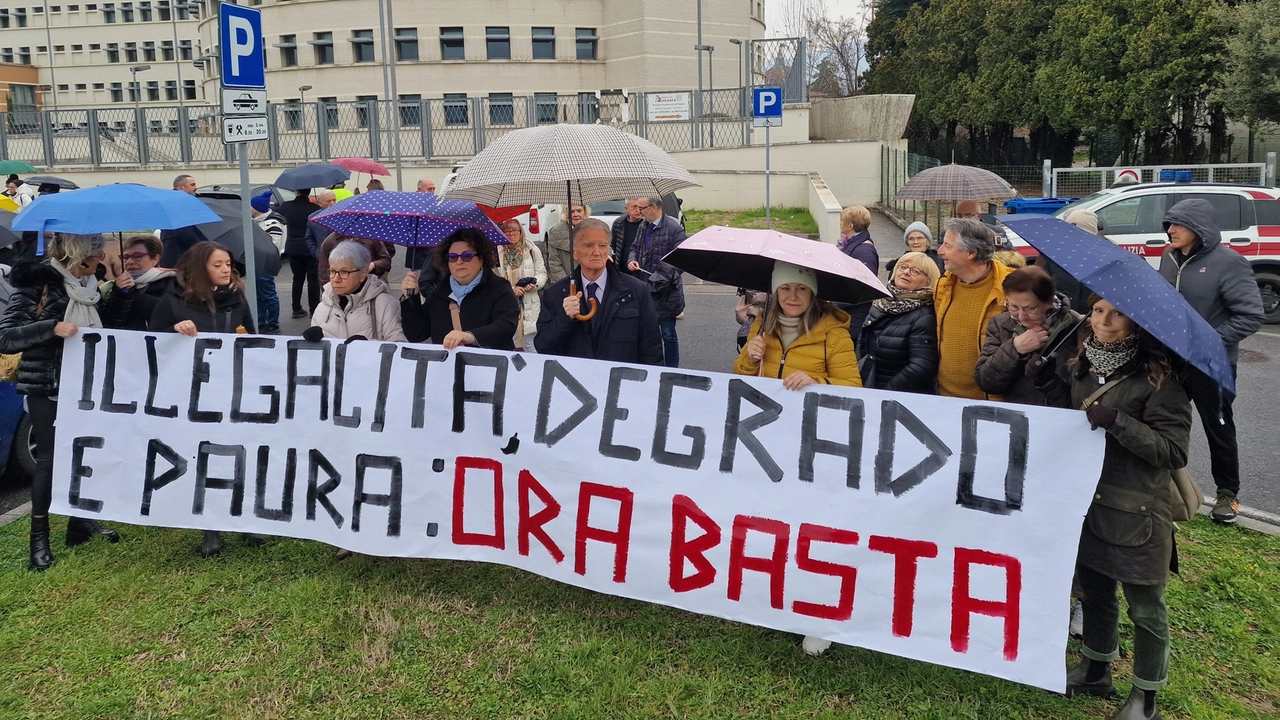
[748,37,807,104]
[0,88,756,169]
[973,165,1044,199]
[879,146,950,235]
[1052,164,1268,198]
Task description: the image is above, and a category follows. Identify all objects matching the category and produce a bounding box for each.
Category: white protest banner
[51,330,1103,691]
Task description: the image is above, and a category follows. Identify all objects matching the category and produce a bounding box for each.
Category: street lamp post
[298,85,313,162]
[729,38,743,116]
[694,0,703,148]
[130,64,151,113]
[43,0,57,109]
[695,44,714,147]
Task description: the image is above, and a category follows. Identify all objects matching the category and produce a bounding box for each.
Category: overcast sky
[766,0,872,34]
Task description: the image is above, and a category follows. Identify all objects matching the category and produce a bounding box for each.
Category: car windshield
[1053,191,1112,218]
[590,200,625,216]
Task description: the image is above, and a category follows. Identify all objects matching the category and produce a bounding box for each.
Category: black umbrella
[274,164,350,191]
[24,175,79,190]
[0,212,20,250]
[193,197,281,276]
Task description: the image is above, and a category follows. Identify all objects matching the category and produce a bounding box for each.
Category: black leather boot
[28,516,53,571]
[1110,686,1160,719]
[65,517,122,546]
[1065,659,1115,697]
[200,530,223,558]
[241,533,265,547]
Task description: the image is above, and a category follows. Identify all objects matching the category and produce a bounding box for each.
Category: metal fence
[0,88,760,168]
[1052,164,1269,198]
[879,146,948,234]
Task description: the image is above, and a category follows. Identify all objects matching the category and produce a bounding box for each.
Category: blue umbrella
[1001,215,1234,393]
[12,183,221,234]
[274,164,351,191]
[309,191,509,248]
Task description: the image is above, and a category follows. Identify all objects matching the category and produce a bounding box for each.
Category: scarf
[501,241,527,287]
[50,258,103,329]
[449,272,484,304]
[776,316,803,350]
[1083,332,1138,377]
[131,267,175,291]
[872,283,932,315]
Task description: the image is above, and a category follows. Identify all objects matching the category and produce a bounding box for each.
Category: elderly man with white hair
[933,217,1013,399]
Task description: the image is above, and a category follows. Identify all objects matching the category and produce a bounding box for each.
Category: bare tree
[775,0,874,97]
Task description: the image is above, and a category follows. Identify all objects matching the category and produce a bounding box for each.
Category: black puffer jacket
[0,261,119,396]
[400,268,519,350]
[103,275,177,331]
[150,280,256,334]
[858,302,938,393]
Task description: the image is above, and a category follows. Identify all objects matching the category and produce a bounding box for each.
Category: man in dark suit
[628,197,686,367]
[610,198,645,276]
[536,219,663,365]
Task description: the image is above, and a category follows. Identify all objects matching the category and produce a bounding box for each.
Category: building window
[58,84,70,91]
[177,2,190,20]
[320,97,339,128]
[143,41,156,61]
[167,119,178,133]
[752,0,764,22]
[439,27,464,61]
[312,32,334,64]
[488,93,514,125]
[38,47,49,55]
[0,10,9,29]
[398,93,421,126]
[55,46,66,53]
[93,82,104,89]
[125,42,138,63]
[161,40,174,61]
[183,79,196,100]
[350,30,375,63]
[277,35,297,67]
[90,43,101,50]
[128,82,141,102]
[16,8,29,27]
[576,28,598,60]
[110,82,124,102]
[18,47,32,65]
[158,1,169,21]
[75,83,87,90]
[139,1,151,21]
[73,44,84,51]
[283,99,303,130]
[179,40,192,61]
[443,93,468,125]
[486,27,510,60]
[578,92,599,122]
[395,28,417,61]
[164,80,177,100]
[101,4,115,22]
[0,49,12,64]
[356,95,378,128]
[532,27,555,60]
[121,2,134,22]
[146,81,159,101]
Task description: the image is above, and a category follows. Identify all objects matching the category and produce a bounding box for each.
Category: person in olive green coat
[1063,294,1192,720]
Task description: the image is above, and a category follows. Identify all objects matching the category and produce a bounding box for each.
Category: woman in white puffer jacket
[311,240,407,342]
[495,219,547,351]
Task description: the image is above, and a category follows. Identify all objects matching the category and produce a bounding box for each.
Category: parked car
[196,184,291,206]
[588,194,686,230]
[1003,182,1280,324]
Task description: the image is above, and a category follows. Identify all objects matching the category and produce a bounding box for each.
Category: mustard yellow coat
[733,306,863,387]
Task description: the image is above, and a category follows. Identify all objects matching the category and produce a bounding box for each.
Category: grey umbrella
[892,164,1017,201]
[24,175,80,190]
[194,197,282,276]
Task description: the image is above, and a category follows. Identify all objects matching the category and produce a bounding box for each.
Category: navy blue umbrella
[309,191,509,248]
[1001,215,1234,393]
[274,164,351,191]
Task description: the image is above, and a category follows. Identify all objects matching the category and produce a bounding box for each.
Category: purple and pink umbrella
[309,190,508,249]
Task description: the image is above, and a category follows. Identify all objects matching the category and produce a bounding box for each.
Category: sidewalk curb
[0,502,32,528]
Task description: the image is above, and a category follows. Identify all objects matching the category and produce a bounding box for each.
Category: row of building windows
[2,41,195,65]
[277,93,601,130]
[0,2,195,27]
[274,26,599,68]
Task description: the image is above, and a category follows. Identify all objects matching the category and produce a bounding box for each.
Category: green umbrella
[0,160,39,175]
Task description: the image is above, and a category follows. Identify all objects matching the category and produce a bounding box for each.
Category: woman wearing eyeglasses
[101,235,177,331]
[857,252,941,393]
[400,228,519,350]
[312,240,406,342]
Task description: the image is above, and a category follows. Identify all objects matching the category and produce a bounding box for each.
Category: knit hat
[903,221,933,247]
[771,261,818,294]
[1065,209,1099,236]
[250,191,272,213]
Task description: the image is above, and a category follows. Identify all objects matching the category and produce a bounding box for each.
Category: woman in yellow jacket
[733,262,862,388]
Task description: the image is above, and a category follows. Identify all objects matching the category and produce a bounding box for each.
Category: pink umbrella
[331,157,390,176]
[663,225,890,305]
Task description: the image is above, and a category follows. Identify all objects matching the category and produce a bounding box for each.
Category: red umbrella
[331,157,390,176]
[477,204,533,225]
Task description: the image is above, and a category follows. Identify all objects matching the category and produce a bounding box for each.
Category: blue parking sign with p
[220,3,265,88]
[753,88,783,117]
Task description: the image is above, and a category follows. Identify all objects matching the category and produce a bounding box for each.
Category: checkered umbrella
[892,164,1017,201]
[440,124,700,207]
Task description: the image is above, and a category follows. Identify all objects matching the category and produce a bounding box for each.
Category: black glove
[1086,404,1118,430]
[302,326,324,343]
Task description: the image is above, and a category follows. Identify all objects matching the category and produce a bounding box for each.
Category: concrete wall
[809,95,915,143]
[807,173,843,244]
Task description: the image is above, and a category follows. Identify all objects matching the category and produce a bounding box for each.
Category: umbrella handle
[567,279,598,322]
[449,301,463,332]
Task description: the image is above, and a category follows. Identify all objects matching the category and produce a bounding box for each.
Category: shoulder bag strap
[368,297,380,341]
[1079,372,1133,411]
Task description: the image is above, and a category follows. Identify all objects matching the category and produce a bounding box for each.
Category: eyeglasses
[447,252,479,263]
[120,252,152,261]
[897,265,926,277]
[328,268,361,279]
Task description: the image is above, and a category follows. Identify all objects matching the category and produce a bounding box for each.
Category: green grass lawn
[684,207,820,237]
[1,516,1276,719]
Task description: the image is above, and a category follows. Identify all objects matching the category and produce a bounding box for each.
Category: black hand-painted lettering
[370,343,397,432]
[188,338,224,423]
[352,454,403,536]
[957,405,1029,515]
[253,446,296,522]
[874,400,953,497]
[534,359,599,447]
[231,337,280,423]
[799,393,864,487]
[286,339,330,421]
[399,347,448,428]
[652,372,712,470]
[332,343,362,428]
[141,438,188,515]
[68,436,105,512]
[100,336,137,414]
[599,366,647,461]
[144,335,178,418]
[78,333,101,411]
[719,379,784,482]
[192,441,246,516]
[453,352,508,436]
[306,449,344,527]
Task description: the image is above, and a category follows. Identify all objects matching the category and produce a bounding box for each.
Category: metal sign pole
[766,124,771,229]
[239,144,259,327]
